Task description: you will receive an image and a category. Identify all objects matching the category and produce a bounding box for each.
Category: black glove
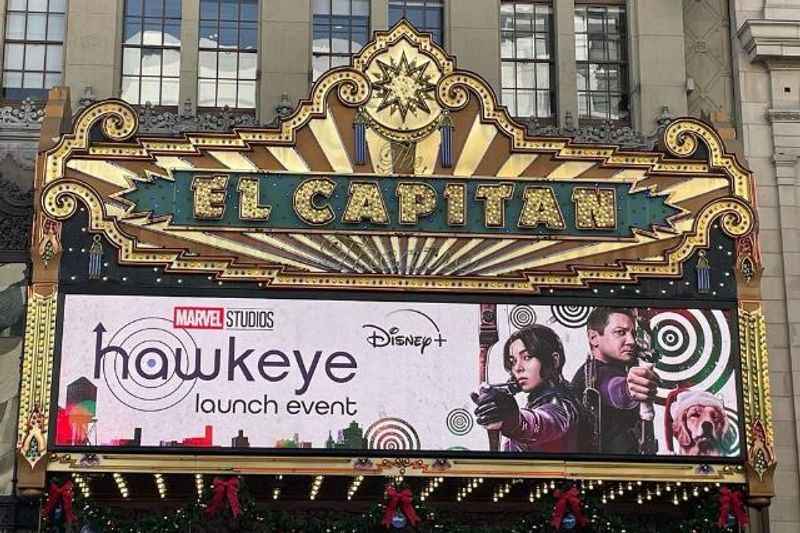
[470,387,520,432]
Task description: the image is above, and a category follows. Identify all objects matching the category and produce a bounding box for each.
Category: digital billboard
[53,294,741,459]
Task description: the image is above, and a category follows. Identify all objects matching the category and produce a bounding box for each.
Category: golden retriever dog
[664,389,728,456]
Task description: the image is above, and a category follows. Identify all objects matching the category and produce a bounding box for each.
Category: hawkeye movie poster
[54,294,742,459]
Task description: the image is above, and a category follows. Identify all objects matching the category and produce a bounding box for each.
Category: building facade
[0,0,797,531]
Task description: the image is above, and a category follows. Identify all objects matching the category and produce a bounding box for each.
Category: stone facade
[734,2,800,532]
[0,0,798,530]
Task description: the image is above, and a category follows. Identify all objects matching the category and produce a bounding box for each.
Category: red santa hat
[664,387,726,452]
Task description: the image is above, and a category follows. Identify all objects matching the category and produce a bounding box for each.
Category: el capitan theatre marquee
[19,22,774,505]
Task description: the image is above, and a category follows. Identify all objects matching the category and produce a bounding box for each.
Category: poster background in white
[54,294,740,456]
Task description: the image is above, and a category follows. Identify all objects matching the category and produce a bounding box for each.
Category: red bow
[550,486,588,529]
[717,486,749,528]
[42,480,77,524]
[205,476,241,518]
[382,485,421,528]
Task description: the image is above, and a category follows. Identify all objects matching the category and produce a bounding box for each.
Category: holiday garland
[41,477,749,533]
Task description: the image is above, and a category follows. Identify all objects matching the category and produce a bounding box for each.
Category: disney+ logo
[362,309,447,355]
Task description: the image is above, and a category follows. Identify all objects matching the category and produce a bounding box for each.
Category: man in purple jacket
[570,307,659,454]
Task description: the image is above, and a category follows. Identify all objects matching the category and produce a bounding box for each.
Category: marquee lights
[112,473,129,498]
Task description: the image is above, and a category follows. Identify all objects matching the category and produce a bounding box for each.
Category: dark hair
[586,307,635,335]
[503,324,565,384]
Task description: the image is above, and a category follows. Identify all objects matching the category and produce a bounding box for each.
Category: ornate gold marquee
[17,22,775,503]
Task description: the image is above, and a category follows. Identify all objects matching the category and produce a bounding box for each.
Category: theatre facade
[18,22,774,531]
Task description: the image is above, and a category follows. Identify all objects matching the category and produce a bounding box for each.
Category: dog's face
[672,403,726,456]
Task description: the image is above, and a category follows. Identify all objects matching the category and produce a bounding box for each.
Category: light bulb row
[112,473,129,499]
[309,475,324,500]
[347,475,365,500]
[456,477,484,502]
[419,476,444,502]
[72,473,91,498]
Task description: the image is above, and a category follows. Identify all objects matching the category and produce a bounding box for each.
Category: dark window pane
[200,22,219,48]
[220,0,237,20]
[388,6,402,25]
[219,21,238,48]
[241,0,259,21]
[164,22,181,46]
[125,21,143,45]
[406,6,424,27]
[127,0,143,16]
[240,24,258,49]
[144,0,163,18]
[200,0,219,20]
[164,0,181,18]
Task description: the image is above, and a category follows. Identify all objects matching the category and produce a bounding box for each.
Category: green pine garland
[41,478,747,533]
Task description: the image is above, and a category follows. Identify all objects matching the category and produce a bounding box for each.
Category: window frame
[499,0,555,122]
[574,1,630,124]
[311,0,371,82]
[197,0,259,110]
[388,0,444,46]
[120,0,183,107]
[2,0,67,100]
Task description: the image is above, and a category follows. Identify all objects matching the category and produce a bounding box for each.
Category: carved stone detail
[0,98,44,129]
[0,177,33,253]
[526,107,674,150]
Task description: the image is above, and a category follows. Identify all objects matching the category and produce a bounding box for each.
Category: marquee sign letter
[572,187,617,229]
[475,183,514,227]
[396,182,437,225]
[294,178,336,225]
[192,175,229,220]
[342,182,390,224]
[444,183,466,226]
[237,177,271,221]
[518,186,565,229]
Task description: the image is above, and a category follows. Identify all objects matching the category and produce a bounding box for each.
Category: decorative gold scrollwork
[18,290,58,468]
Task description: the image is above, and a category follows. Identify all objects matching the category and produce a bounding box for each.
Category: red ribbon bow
[550,486,588,529]
[717,486,749,528]
[42,480,77,524]
[382,485,421,528]
[205,476,241,518]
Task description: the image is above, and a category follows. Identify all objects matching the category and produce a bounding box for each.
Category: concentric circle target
[723,408,741,456]
[550,305,593,328]
[509,306,537,329]
[446,408,474,436]
[365,417,421,451]
[650,309,733,398]
[100,317,199,412]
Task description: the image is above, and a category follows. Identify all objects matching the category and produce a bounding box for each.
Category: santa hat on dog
[664,387,726,452]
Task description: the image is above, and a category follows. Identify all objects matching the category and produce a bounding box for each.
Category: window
[121,0,181,106]
[2,0,66,100]
[575,4,628,121]
[312,0,369,81]
[388,0,443,45]
[198,0,258,108]
[500,1,553,119]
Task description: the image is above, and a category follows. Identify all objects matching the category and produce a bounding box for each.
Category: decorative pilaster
[17,288,58,468]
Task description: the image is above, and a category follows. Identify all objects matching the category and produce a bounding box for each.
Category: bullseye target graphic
[365,417,421,450]
[100,317,199,412]
[650,309,733,399]
[509,305,536,329]
[550,305,593,329]
[446,408,474,436]
[723,408,740,455]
